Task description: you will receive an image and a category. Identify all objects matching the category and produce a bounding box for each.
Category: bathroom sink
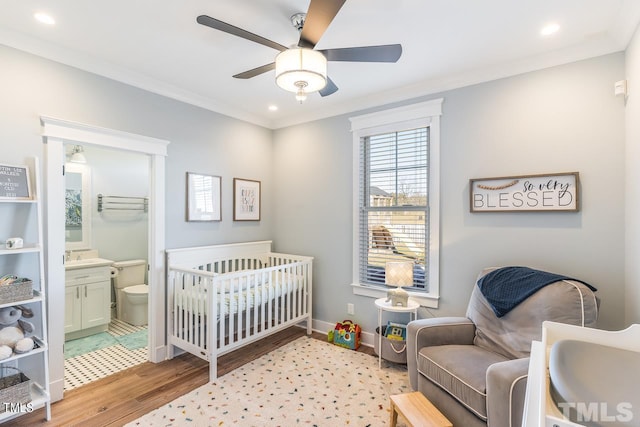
[65,258,114,270]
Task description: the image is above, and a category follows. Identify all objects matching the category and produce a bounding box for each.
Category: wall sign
[470,172,579,212]
[0,164,31,200]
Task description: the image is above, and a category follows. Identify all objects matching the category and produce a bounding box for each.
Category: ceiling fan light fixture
[295,83,308,103]
[275,48,327,99]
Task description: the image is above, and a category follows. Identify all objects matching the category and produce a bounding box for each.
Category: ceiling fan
[197,0,402,102]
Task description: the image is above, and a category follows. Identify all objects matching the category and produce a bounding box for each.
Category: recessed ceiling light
[34,12,55,25]
[540,23,559,36]
[268,105,278,112]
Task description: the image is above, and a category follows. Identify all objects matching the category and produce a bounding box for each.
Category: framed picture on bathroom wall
[233,178,260,221]
[186,172,221,221]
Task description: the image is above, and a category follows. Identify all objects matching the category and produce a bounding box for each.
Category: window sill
[350,282,439,309]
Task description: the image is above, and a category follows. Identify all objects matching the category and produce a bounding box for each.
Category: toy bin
[0,276,33,304]
[374,325,407,364]
[0,367,31,413]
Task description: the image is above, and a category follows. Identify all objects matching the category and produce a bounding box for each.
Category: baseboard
[51,378,64,402]
[165,318,376,364]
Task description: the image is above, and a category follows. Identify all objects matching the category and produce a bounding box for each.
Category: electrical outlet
[347,303,355,315]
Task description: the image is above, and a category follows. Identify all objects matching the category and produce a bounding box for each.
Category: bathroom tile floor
[64,318,148,391]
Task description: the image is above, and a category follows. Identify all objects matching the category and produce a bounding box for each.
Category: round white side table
[375,297,419,368]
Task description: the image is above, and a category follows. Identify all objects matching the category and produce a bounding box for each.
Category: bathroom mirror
[65,162,92,250]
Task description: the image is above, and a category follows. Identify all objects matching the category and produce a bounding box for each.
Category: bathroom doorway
[42,116,169,402]
[63,143,151,390]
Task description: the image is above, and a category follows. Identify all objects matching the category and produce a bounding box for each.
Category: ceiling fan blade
[319,77,338,97]
[197,15,287,52]
[298,0,346,49]
[233,63,275,79]
[319,44,402,62]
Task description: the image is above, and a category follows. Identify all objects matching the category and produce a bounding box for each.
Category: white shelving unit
[0,158,51,422]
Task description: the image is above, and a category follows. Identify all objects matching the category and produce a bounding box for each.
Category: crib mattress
[549,339,640,426]
[176,271,304,317]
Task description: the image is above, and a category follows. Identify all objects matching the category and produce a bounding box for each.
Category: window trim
[349,99,442,308]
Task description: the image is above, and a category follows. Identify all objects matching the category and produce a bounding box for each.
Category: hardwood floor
[11,328,374,426]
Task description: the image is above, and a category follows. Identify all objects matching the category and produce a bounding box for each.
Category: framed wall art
[186,172,221,221]
[233,178,261,221]
[0,163,31,200]
[469,172,579,212]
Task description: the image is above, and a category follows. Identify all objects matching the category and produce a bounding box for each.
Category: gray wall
[0,42,630,337]
[273,53,627,332]
[0,44,274,253]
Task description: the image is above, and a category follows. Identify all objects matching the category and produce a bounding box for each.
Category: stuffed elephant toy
[386,288,409,307]
[0,305,35,360]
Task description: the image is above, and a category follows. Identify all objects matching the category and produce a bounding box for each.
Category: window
[361,128,428,289]
[350,99,442,307]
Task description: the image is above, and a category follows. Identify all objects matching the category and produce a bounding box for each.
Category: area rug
[64,332,117,359]
[127,336,411,426]
[115,329,148,350]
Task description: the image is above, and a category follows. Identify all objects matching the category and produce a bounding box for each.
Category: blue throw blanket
[477,266,597,317]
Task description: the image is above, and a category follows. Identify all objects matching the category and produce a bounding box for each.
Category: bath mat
[116,329,148,350]
[64,332,117,359]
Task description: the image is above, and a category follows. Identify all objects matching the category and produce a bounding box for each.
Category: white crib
[166,241,313,381]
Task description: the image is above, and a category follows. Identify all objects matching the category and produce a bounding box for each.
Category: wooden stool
[390,391,453,427]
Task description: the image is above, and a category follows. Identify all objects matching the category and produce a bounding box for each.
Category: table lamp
[385,261,413,306]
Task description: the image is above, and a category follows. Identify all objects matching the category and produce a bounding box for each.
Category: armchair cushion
[407,317,476,390]
[418,345,509,420]
[467,268,599,359]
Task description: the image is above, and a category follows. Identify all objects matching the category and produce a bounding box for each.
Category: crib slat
[209,273,218,379]
[260,270,266,333]
[245,274,251,339]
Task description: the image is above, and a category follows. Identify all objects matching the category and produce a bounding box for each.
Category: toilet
[112,259,148,326]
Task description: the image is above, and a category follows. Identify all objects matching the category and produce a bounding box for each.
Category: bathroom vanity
[64,258,113,340]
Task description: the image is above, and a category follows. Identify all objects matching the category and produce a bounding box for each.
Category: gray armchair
[407,267,599,427]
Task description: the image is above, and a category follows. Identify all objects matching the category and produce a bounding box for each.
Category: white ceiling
[1,1,639,129]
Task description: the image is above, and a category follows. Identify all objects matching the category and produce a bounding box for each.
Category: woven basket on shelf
[0,280,33,304]
[0,366,31,413]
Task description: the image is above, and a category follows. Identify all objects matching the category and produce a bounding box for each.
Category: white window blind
[359,127,429,290]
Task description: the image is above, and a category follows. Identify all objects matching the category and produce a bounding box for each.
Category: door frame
[41,116,169,402]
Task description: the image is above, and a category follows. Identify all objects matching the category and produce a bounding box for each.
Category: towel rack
[97,194,148,213]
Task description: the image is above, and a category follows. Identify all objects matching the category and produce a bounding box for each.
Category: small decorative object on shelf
[0,164,31,201]
[385,287,409,307]
[0,305,36,360]
[4,238,23,249]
